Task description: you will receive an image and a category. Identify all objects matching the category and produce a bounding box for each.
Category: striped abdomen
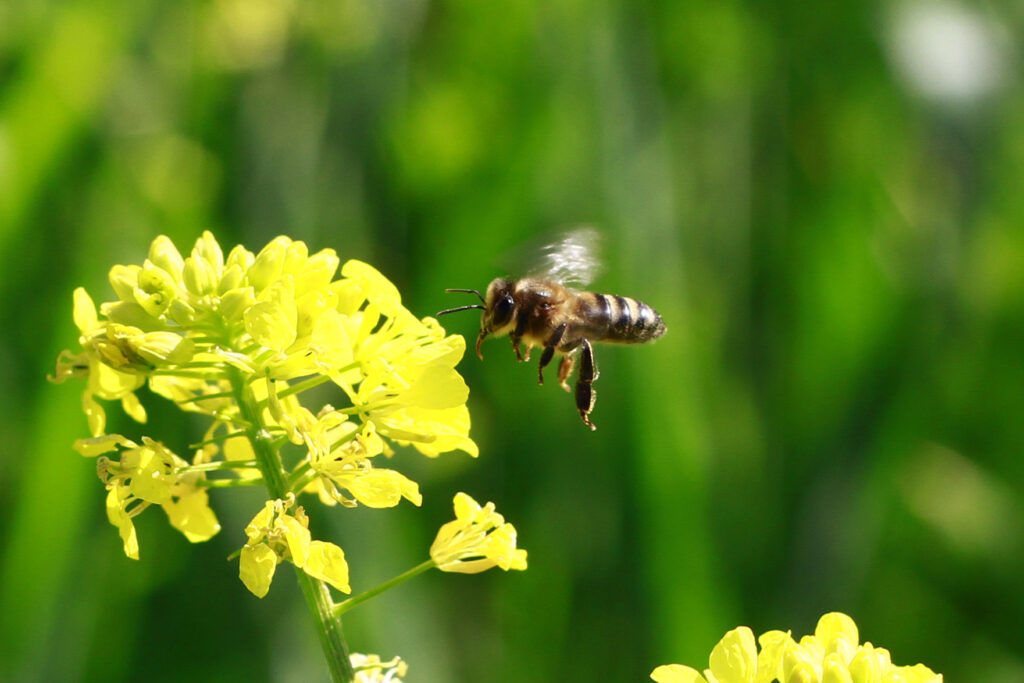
[575,292,666,344]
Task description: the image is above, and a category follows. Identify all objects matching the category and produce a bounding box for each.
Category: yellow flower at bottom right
[651,612,942,683]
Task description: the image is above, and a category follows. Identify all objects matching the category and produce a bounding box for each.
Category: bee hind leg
[575,339,599,431]
[537,323,567,385]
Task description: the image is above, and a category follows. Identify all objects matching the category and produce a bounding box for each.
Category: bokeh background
[2,0,1023,681]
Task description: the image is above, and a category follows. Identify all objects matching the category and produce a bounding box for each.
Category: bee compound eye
[493,294,515,326]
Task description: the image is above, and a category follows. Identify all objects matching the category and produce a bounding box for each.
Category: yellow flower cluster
[51,233,517,600]
[54,232,476,454]
[651,612,942,683]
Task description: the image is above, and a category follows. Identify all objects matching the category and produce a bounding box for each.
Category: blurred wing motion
[526,227,603,288]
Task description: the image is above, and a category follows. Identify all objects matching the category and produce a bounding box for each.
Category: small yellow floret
[75,435,220,558]
[350,653,408,683]
[239,497,351,598]
[430,492,527,574]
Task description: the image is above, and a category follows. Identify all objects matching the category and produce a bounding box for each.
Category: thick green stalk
[230,369,355,683]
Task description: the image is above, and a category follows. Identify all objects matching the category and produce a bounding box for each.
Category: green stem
[290,468,320,495]
[270,374,332,402]
[177,390,234,404]
[188,430,256,449]
[199,478,263,488]
[182,459,260,472]
[333,560,436,617]
[287,461,313,491]
[150,369,228,379]
[229,368,355,683]
[255,360,361,409]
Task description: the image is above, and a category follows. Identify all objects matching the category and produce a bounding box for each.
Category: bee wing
[526,227,603,287]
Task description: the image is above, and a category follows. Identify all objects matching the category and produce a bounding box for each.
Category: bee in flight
[437,229,666,430]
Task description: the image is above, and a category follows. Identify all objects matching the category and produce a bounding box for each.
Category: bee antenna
[444,288,486,304]
[437,304,485,317]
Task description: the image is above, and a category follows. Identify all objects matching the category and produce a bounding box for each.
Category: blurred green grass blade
[593,1,731,664]
[0,3,145,679]
[0,3,131,238]
[0,342,94,681]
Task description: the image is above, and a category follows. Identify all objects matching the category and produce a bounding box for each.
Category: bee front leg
[511,314,530,362]
[537,323,567,385]
[575,339,599,430]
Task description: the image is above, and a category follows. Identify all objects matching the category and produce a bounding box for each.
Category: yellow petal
[108,264,140,302]
[128,446,172,504]
[303,540,351,593]
[823,653,853,683]
[755,630,792,683]
[651,665,708,683]
[341,259,402,310]
[193,230,225,272]
[244,285,298,350]
[709,626,758,683]
[134,331,195,366]
[89,357,144,398]
[183,255,218,296]
[74,434,134,457]
[437,557,496,574]
[247,237,288,292]
[240,543,278,598]
[245,501,277,544]
[164,489,221,542]
[401,365,469,409]
[148,234,185,280]
[106,486,139,560]
[483,524,526,570]
[885,664,942,683]
[120,392,148,423]
[226,243,256,274]
[816,613,859,660]
[72,287,98,333]
[311,308,355,372]
[784,644,821,683]
[294,248,339,295]
[219,285,256,322]
[376,405,478,458]
[102,301,156,328]
[281,513,312,564]
[453,491,481,520]
[134,263,177,317]
[82,392,106,437]
[343,468,422,508]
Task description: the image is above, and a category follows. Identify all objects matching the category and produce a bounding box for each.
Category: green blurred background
[2,0,1023,680]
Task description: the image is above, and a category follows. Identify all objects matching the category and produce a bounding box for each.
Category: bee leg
[511,314,530,362]
[537,323,567,385]
[557,354,575,392]
[575,339,598,430]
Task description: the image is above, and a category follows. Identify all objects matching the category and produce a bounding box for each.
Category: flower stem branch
[334,560,436,617]
[183,459,260,472]
[200,478,264,488]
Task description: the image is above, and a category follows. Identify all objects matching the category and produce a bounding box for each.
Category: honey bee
[437,229,666,430]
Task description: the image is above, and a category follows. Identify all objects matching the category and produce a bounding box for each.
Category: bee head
[437,279,518,360]
[482,278,516,330]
